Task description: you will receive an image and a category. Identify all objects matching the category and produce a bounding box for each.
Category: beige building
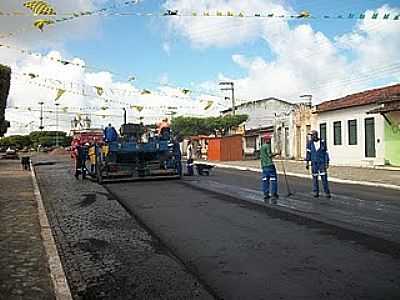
[291,103,318,160]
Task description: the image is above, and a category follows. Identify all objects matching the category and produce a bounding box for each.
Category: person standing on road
[260,133,280,203]
[173,136,182,177]
[186,140,194,176]
[104,123,118,143]
[306,130,331,198]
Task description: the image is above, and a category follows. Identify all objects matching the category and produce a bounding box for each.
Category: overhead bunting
[23,1,56,15]
[33,19,55,31]
[95,86,104,96]
[297,10,311,18]
[203,101,214,110]
[141,89,151,95]
[1,5,399,21]
[54,88,66,101]
[131,105,144,112]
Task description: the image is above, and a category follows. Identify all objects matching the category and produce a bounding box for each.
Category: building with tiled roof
[314,84,400,167]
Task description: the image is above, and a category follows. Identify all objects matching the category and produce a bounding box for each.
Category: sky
[1,0,400,134]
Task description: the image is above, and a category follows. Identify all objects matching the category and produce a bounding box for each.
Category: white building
[222,98,296,158]
[314,84,400,167]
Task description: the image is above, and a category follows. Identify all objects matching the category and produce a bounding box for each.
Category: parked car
[1,147,18,160]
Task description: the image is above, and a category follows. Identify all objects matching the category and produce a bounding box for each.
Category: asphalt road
[106,169,400,300]
[186,168,400,244]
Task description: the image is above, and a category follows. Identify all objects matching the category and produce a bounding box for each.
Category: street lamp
[55,103,60,147]
[38,101,44,131]
[219,81,235,115]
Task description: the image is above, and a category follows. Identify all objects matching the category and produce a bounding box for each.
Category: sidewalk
[0,160,55,299]
[207,159,400,190]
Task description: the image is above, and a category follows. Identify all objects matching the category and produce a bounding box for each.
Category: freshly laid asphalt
[106,168,400,300]
[186,168,400,244]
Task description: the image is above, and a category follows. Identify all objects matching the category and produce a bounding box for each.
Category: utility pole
[55,103,60,147]
[38,102,44,131]
[219,81,235,115]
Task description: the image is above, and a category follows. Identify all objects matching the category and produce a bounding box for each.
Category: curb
[204,162,400,191]
[30,163,73,300]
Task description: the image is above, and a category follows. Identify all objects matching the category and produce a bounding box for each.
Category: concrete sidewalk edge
[30,163,73,300]
[203,162,400,191]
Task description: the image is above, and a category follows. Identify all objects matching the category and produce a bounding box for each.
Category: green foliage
[0,131,70,148]
[171,114,248,137]
[0,135,31,148]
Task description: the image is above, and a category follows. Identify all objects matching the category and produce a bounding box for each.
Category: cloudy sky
[1,0,400,134]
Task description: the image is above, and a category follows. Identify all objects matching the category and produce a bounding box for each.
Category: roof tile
[316,84,400,113]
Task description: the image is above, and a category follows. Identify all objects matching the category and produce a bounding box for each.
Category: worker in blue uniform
[306,130,331,198]
[173,136,182,177]
[104,123,118,143]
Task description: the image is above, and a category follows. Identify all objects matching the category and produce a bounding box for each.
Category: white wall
[316,104,385,166]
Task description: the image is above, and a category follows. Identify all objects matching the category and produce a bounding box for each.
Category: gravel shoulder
[33,155,213,300]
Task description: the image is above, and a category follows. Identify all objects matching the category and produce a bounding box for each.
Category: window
[348,120,357,145]
[319,123,327,142]
[333,121,342,145]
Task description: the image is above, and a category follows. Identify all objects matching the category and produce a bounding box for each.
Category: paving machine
[92,117,181,183]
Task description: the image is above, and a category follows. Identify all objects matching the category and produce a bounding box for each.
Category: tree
[171,114,248,137]
[0,135,31,148]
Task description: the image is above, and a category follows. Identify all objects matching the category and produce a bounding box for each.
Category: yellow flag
[298,10,311,18]
[204,100,214,110]
[54,88,65,101]
[24,1,56,15]
[95,86,104,96]
[131,105,144,112]
[33,19,54,31]
[141,89,151,95]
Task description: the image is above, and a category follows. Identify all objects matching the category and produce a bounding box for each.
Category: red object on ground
[208,135,243,161]
[70,129,104,158]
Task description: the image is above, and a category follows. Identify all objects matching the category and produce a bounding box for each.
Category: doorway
[365,118,376,158]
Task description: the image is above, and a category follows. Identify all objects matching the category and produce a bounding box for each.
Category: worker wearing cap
[104,123,118,143]
[306,130,331,198]
[260,133,279,203]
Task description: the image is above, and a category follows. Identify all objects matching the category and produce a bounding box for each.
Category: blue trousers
[187,158,194,176]
[311,162,330,194]
[262,165,278,195]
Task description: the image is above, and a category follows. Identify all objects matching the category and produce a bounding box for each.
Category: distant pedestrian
[306,130,331,198]
[21,156,30,170]
[104,123,118,143]
[74,143,89,179]
[186,140,194,176]
[260,133,280,204]
[173,136,182,177]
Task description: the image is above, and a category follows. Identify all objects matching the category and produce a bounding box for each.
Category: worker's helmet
[262,133,272,142]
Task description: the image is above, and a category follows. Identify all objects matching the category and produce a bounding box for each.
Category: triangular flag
[204,100,214,110]
[141,89,151,95]
[54,88,65,101]
[33,19,54,31]
[297,10,311,18]
[131,105,144,112]
[95,86,104,96]
[24,1,56,15]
